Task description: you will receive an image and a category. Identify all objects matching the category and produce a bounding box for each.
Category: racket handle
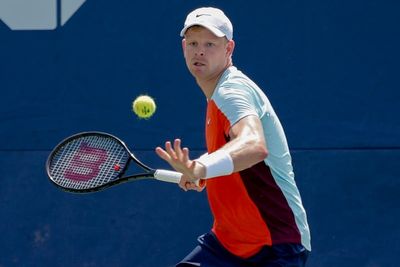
[154,170,200,186]
[154,169,181,183]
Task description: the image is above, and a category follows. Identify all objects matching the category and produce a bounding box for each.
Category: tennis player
[156,7,311,267]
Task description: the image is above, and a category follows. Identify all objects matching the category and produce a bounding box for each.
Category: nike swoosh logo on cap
[196,14,211,17]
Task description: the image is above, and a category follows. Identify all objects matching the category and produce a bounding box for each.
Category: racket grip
[154,170,200,186]
[154,169,181,183]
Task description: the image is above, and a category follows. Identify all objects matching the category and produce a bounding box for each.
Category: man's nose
[195,48,205,56]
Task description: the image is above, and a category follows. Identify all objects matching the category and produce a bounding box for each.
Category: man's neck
[197,66,230,99]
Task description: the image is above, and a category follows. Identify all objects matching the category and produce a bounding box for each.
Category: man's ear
[182,39,186,56]
[226,40,235,57]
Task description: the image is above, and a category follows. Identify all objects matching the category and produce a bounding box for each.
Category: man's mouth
[193,61,205,67]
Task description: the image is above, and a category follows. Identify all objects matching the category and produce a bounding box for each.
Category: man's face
[182,26,234,82]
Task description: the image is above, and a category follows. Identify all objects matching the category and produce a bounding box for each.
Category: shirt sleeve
[212,82,260,131]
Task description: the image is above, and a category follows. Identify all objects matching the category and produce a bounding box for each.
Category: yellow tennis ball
[132,95,156,119]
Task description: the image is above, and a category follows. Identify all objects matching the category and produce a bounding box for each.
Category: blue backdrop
[1,0,399,266]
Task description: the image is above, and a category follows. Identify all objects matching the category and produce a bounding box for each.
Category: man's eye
[207,43,214,47]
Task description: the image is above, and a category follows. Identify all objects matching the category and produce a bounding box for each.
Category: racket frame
[46,131,162,193]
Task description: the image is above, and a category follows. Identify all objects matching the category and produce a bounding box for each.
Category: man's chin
[190,69,207,79]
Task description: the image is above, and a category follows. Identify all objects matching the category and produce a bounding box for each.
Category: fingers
[155,147,171,161]
[165,141,177,160]
[178,179,188,191]
[182,147,189,162]
[179,172,204,192]
[179,179,203,192]
[156,139,201,191]
[173,139,190,162]
[174,139,184,161]
[158,139,190,163]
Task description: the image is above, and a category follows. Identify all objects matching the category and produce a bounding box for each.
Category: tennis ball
[132,95,156,119]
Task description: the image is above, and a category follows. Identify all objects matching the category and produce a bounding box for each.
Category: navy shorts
[176,232,309,267]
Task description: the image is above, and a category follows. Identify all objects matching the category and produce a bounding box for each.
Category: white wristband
[195,150,234,179]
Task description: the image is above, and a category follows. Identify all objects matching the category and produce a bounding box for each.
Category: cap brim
[180,23,225,38]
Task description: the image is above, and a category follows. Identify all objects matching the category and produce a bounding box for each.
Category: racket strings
[49,135,129,190]
[95,137,128,186]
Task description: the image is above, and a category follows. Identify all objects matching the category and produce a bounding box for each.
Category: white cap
[180,7,233,40]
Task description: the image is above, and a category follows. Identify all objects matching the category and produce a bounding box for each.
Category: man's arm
[155,115,267,190]
[220,114,268,172]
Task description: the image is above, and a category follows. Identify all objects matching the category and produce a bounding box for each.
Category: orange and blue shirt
[204,66,311,258]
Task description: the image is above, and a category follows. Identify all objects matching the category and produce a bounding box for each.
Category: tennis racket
[46,131,186,193]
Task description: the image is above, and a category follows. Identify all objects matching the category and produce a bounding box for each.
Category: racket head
[46,132,150,193]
